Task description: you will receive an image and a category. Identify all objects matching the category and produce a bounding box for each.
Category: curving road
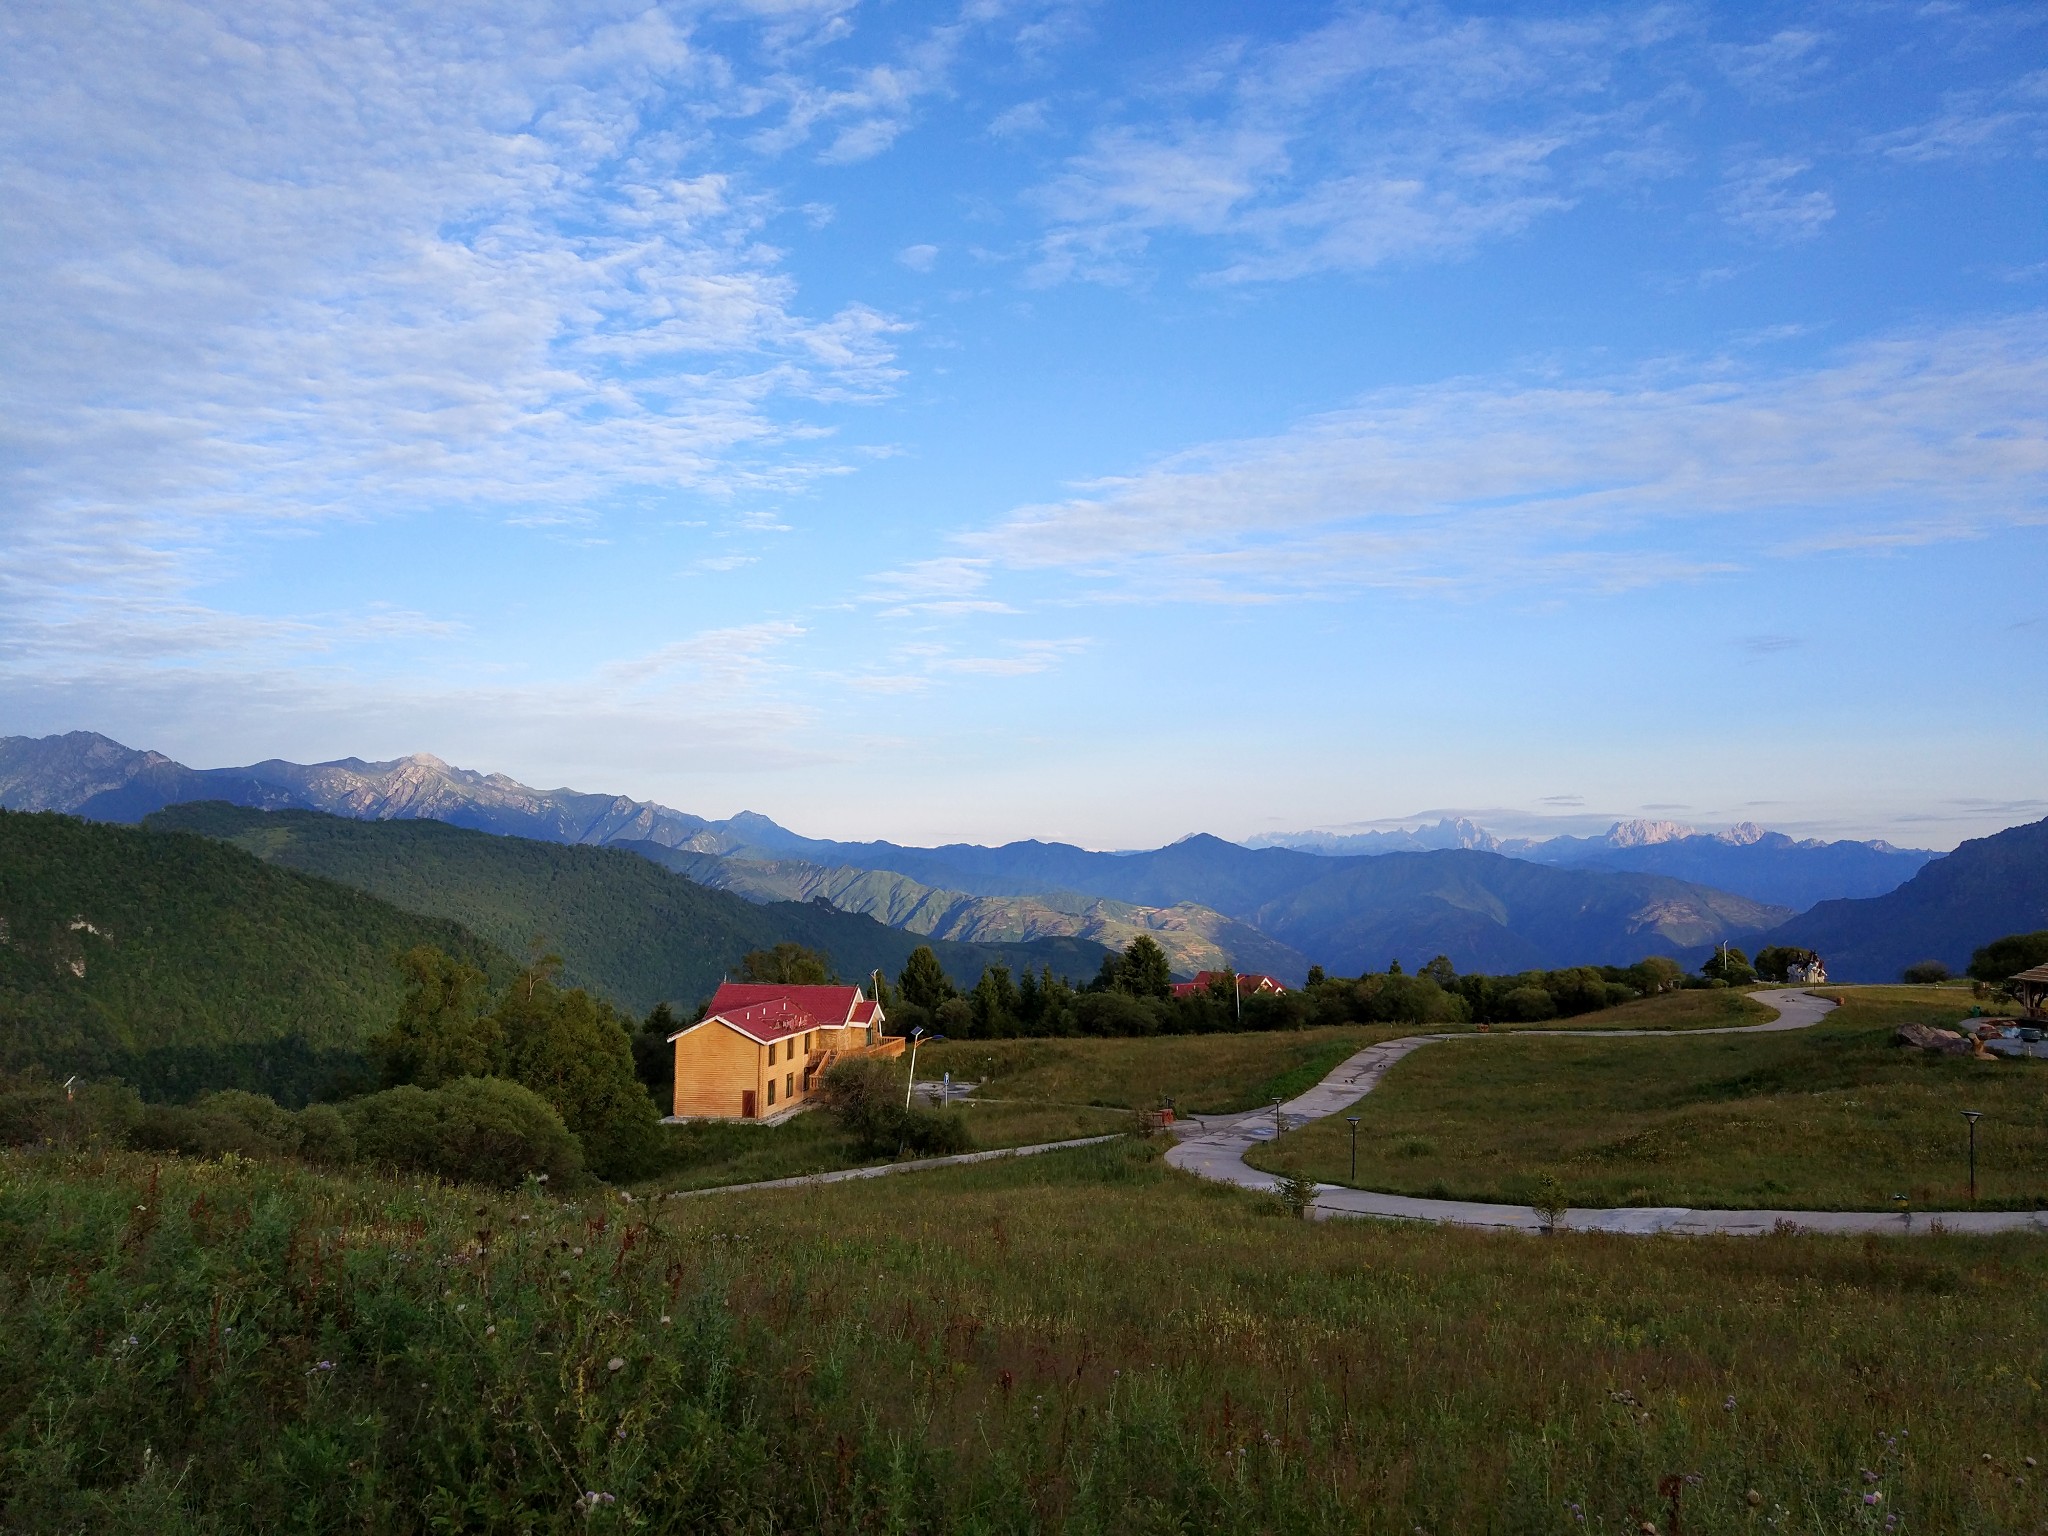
[1164,989,2048,1236]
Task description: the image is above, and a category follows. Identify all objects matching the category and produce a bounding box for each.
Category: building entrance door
[741,1090,757,1119]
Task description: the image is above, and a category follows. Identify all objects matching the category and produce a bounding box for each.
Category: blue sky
[3,0,2044,849]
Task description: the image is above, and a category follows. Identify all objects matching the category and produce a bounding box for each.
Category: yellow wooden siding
[671,1022,766,1119]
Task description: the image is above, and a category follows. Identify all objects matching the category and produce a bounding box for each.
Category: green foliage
[737,942,834,985]
[342,1077,582,1187]
[632,1002,681,1108]
[369,946,498,1088]
[491,959,662,1182]
[1698,945,1757,985]
[1970,930,2048,983]
[1420,954,1456,986]
[1753,945,1819,984]
[0,1067,143,1150]
[0,810,508,1104]
[969,963,1018,1035]
[1902,959,1952,984]
[1114,934,1173,999]
[896,944,953,1011]
[1271,1167,1320,1219]
[817,1056,972,1157]
[147,802,1110,1019]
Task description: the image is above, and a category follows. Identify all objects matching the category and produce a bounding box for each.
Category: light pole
[1271,1096,1284,1137]
[1963,1110,1982,1203]
[1347,1116,1361,1183]
[904,1027,926,1111]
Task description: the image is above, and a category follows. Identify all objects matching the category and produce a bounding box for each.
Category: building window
[768,1041,777,1066]
[785,1072,794,1100]
[767,1079,777,1106]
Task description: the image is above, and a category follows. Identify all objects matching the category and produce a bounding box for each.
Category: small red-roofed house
[666,982,901,1121]
[1169,971,1290,1001]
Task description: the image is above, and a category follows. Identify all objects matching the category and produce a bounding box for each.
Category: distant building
[1786,956,1828,985]
[1171,971,1290,1001]
[2012,964,2048,1021]
[666,982,902,1121]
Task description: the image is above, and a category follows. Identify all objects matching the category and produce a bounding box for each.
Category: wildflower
[559,1271,572,1282]
[1862,1492,1881,1506]
[607,1357,625,1372]
[576,1490,615,1513]
[1863,1469,1879,1483]
[1747,1490,1762,1507]
[1723,1395,1736,1411]
[2029,1457,2040,1469]
[658,1315,671,1326]
[572,1247,584,1258]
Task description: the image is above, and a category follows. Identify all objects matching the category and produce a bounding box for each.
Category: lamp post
[1347,1116,1361,1183]
[1963,1110,1982,1203]
[904,1027,926,1111]
[1271,1096,1284,1137]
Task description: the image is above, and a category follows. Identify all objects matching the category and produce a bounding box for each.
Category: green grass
[7,1143,2048,1532]
[917,1027,1408,1115]
[1250,988,2048,1210]
[1496,987,1776,1032]
[640,1097,1129,1193]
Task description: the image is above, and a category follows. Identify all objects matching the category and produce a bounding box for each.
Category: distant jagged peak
[1713,821,1770,846]
[1603,819,1698,848]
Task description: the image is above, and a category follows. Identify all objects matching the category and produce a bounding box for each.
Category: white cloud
[899,243,941,272]
[1718,156,1834,243]
[1025,7,1686,285]
[1871,69,2048,164]
[950,314,2048,600]
[0,0,905,673]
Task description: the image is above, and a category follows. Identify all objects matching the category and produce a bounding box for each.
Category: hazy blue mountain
[624,842,1314,982]
[1758,817,2048,981]
[1252,815,1932,908]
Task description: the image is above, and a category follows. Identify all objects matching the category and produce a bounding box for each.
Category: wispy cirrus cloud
[0,0,906,674]
[1718,155,1834,243]
[1025,6,1689,285]
[946,314,2048,601]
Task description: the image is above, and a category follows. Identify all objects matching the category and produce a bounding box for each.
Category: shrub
[343,1077,582,1188]
[295,1102,356,1166]
[134,1089,304,1160]
[819,1057,973,1157]
[1902,960,1952,985]
[1498,985,1558,1023]
[0,1069,142,1150]
[1968,931,2048,984]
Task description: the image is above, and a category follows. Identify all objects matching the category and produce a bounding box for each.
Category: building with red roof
[666,981,898,1121]
[1169,971,1290,1001]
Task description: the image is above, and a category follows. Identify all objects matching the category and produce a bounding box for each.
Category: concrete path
[663,1133,1121,1199]
[1165,989,2048,1237]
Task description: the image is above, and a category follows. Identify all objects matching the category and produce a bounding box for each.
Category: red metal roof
[1173,971,1289,998]
[707,998,819,1045]
[703,983,864,1025]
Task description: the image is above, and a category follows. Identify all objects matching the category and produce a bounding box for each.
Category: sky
[2,0,2044,851]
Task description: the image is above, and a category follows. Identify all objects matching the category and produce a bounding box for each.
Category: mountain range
[1758,816,2048,981]
[1250,816,1932,910]
[0,731,1987,979]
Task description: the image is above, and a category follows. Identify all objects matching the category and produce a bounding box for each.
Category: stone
[1894,1023,1970,1055]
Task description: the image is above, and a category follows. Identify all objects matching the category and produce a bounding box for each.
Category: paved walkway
[1165,989,2048,1236]
[663,1133,1121,1199]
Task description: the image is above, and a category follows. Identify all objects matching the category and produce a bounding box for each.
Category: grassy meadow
[916,1026,1408,1115]
[5,1140,2047,1533]
[641,1097,1128,1193]
[1250,988,2047,1210]
[1494,987,1775,1032]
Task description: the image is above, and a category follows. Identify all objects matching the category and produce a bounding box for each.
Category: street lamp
[1270,1096,1284,1136]
[904,1027,926,1111]
[1346,1116,1361,1183]
[1962,1110,1983,1203]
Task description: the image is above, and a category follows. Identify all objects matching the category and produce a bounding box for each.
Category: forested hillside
[148,804,1110,1012]
[0,811,510,1102]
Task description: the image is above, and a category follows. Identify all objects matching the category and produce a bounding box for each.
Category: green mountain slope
[623,843,1313,981]
[147,804,1111,1012]
[0,810,511,1102]
[1761,816,2048,980]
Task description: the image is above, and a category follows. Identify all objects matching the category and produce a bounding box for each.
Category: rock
[1894,1023,1970,1055]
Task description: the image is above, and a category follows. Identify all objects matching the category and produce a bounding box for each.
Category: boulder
[1894,1023,1971,1056]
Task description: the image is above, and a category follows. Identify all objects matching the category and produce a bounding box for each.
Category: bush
[1498,985,1558,1023]
[343,1077,583,1188]
[134,1089,305,1160]
[0,1069,143,1150]
[1968,931,2048,984]
[1902,960,1952,985]
[818,1057,973,1157]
